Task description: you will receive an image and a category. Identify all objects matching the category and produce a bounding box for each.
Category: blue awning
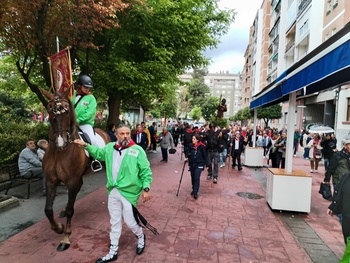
[250,22,350,109]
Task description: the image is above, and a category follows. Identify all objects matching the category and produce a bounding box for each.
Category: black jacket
[188,143,209,168]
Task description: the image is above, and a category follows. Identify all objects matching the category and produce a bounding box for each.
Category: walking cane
[176,160,187,197]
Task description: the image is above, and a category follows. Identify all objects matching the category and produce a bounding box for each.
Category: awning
[250,22,350,109]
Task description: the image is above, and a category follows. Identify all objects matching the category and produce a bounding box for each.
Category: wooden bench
[4,163,41,199]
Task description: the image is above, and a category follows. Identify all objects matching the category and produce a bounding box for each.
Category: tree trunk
[107,94,121,127]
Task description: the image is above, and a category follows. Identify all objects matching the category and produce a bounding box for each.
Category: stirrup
[91,160,102,172]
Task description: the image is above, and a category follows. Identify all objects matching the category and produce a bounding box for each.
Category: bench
[4,163,41,199]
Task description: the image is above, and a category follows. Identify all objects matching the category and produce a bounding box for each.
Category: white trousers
[108,188,143,246]
[78,124,96,146]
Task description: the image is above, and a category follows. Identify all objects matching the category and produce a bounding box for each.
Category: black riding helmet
[76,75,93,88]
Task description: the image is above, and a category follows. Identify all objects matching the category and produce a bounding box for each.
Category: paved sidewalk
[0,145,345,263]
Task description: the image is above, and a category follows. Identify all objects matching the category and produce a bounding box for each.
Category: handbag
[168,148,176,154]
[318,182,332,201]
[315,148,322,159]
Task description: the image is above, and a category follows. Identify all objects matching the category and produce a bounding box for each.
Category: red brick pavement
[0,146,344,262]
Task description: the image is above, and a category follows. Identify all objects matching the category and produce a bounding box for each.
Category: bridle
[48,95,74,147]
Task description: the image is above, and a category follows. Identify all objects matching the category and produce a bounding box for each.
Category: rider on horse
[72,74,102,172]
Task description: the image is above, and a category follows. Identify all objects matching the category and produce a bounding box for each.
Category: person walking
[72,74,102,171]
[321,133,337,171]
[204,124,221,183]
[187,134,209,199]
[107,123,117,142]
[274,131,287,169]
[74,124,157,263]
[159,127,174,163]
[131,124,149,152]
[147,122,158,153]
[305,134,323,173]
[230,131,247,171]
[324,138,350,224]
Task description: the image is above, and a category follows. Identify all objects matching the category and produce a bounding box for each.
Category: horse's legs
[57,180,83,251]
[44,181,63,234]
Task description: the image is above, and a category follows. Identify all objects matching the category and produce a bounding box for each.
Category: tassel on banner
[48,47,73,96]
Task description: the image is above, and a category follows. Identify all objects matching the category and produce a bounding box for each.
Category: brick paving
[0,145,345,263]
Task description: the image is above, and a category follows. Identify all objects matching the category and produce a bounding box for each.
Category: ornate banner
[49,48,73,94]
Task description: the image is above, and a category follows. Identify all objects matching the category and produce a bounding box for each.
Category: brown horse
[41,88,110,251]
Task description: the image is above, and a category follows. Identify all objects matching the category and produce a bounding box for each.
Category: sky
[204,0,263,74]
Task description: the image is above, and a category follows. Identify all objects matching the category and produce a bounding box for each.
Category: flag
[49,48,73,94]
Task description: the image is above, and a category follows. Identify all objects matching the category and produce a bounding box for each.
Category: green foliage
[230,107,252,123]
[0,90,33,123]
[208,116,228,129]
[201,96,220,121]
[190,106,202,121]
[251,104,283,127]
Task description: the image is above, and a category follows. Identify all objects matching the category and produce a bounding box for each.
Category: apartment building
[244,0,350,143]
[179,72,241,119]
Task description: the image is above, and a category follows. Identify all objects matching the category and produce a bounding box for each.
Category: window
[333,0,338,8]
[347,98,350,121]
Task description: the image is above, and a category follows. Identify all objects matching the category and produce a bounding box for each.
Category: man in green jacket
[74,124,154,263]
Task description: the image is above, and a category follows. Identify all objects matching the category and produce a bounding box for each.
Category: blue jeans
[324,158,330,171]
[303,148,310,159]
[207,150,220,178]
[219,148,227,166]
[190,166,203,194]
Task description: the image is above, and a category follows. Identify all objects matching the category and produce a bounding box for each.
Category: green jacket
[325,149,350,184]
[72,91,97,126]
[86,142,152,206]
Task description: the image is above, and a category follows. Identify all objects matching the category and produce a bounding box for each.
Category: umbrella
[308,125,334,134]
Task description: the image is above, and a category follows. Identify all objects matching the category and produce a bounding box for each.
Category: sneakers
[136,234,146,255]
[213,178,218,184]
[220,164,225,168]
[96,244,118,263]
[91,160,102,172]
[310,170,314,173]
[152,150,158,153]
[206,176,212,180]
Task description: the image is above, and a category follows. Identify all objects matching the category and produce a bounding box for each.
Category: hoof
[59,209,66,218]
[57,242,70,251]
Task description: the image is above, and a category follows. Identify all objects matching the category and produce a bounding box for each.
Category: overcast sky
[204,0,263,74]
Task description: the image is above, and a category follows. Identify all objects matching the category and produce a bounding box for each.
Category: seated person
[18,139,46,196]
[37,139,49,161]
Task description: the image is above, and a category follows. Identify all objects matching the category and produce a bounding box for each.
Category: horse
[41,88,110,251]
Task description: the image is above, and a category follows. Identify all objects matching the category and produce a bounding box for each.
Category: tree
[86,0,235,125]
[190,106,202,121]
[201,96,220,121]
[252,105,282,128]
[0,0,127,107]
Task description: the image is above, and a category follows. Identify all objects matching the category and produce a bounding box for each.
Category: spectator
[141,122,151,150]
[187,134,209,199]
[37,139,49,161]
[321,133,337,171]
[171,124,181,147]
[159,127,174,163]
[219,130,229,168]
[302,132,312,159]
[107,123,117,142]
[327,172,350,245]
[305,134,323,173]
[181,124,194,158]
[72,74,101,171]
[18,139,46,196]
[293,129,301,156]
[262,131,272,158]
[74,124,156,263]
[324,138,350,224]
[274,132,287,169]
[230,131,247,171]
[147,122,157,153]
[131,124,149,152]
[268,132,279,168]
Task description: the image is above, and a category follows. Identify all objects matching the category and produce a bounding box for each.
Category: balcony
[297,0,311,17]
[285,39,295,53]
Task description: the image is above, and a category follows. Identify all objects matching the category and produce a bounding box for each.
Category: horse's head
[41,89,76,149]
